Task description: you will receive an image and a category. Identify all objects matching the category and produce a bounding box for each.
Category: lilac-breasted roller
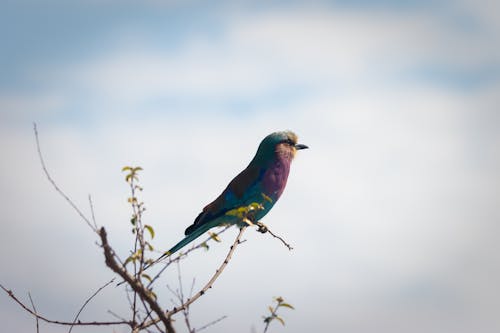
[162,130,308,257]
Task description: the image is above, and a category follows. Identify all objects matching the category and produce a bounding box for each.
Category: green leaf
[124,255,135,266]
[146,242,154,251]
[208,232,221,242]
[133,166,143,172]
[275,316,285,326]
[141,273,152,282]
[121,166,132,172]
[144,225,155,239]
[279,303,295,310]
[201,242,209,251]
[147,289,157,300]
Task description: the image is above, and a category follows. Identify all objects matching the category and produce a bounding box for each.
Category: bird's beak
[295,143,309,150]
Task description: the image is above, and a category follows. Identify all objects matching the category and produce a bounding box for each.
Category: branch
[167,226,247,316]
[196,315,228,332]
[28,293,39,333]
[256,222,293,250]
[33,123,97,233]
[99,227,175,333]
[146,226,232,289]
[140,227,247,330]
[68,278,115,333]
[0,284,129,327]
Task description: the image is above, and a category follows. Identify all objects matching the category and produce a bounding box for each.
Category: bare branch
[175,262,194,333]
[196,315,228,332]
[0,284,129,327]
[256,222,293,250]
[146,226,232,289]
[68,278,115,333]
[88,194,99,230]
[33,123,97,233]
[28,293,39,333]
[167,227,246,316]
[99,227,175,333]
[107,310,127,322]
[139,227,247,330]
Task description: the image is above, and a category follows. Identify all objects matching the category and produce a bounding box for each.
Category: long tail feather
[157,222,215,262]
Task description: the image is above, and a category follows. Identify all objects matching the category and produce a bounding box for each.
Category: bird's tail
[155,222,215,263]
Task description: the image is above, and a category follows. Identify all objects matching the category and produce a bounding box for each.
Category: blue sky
[1,1,499,333]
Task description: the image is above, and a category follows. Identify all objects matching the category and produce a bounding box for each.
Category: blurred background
[1,1,499,332]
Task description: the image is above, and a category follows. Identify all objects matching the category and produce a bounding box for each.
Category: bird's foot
[256,222,268,234]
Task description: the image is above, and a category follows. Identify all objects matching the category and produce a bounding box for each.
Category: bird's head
[254,131,308,163]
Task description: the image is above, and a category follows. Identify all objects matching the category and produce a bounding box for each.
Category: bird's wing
[185,164,264,235]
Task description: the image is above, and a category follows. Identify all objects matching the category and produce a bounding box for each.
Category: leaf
[130,216,137,225]
[144,225,155,239]
[124,249,142,265]
[133,166,143,172]
[274,296,284,303]
[275,316,285,326]
[141,273,152,282]
[147,290,157,300]
[208,232,221,242]
[124,255,136,265]
[279,303,295,310]
[146,242,154,251]
[268,306,274,313]
[201,242,209,251]
[121,166,132,172]
[125,174,132,182]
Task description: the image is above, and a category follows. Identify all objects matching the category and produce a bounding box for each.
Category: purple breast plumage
[262,149,293,200]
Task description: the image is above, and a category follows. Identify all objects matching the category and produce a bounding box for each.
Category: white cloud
[1,3,500,333]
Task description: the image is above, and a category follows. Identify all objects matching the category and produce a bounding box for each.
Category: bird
[160,130,308,259]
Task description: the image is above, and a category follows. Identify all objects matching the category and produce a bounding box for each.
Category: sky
[1,0,500,332]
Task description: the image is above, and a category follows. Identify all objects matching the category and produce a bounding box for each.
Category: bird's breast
[262,156,291,200]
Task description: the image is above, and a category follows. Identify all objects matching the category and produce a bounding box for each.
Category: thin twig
[175,262,193,333]
[0,284,129,327]
[167,227,246,316]
[28,293,39,333]
[68,278,115,333]
[146,226,232,289]
[140,227,247,330]
[107,310,127,322]
[138,297,163,333]
[256,222,293,250]
[196,315,228,332]
[33,123,97,233]
[88,194,99,230]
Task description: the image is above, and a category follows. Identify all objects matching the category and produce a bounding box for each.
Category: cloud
[1,2,500,333]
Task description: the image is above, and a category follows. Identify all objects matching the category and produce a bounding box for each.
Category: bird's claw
[256,222,268,234]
